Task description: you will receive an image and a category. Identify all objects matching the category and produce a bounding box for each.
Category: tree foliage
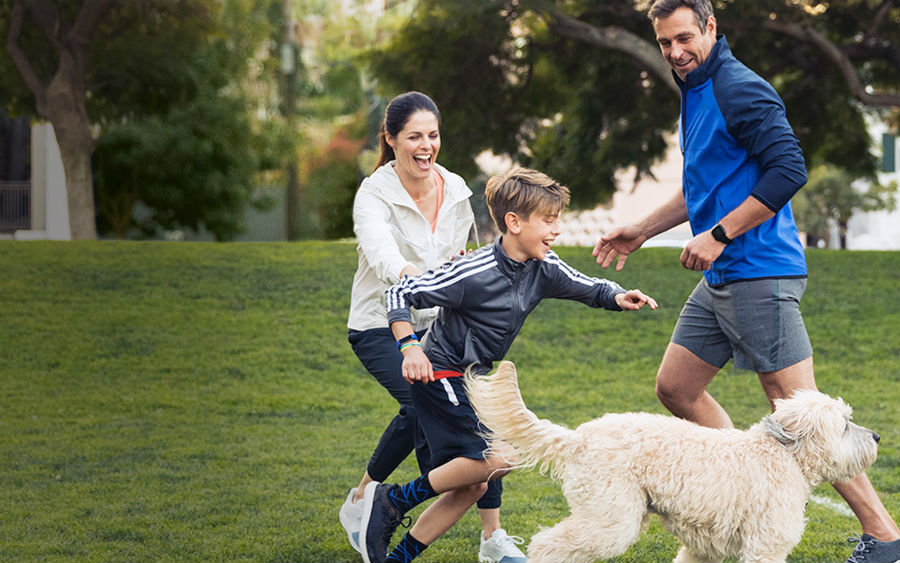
[299,118,367,239]
[0,0,289,240]
[89,0,293,240]
[367,0,899,208]
[793,164,897,248]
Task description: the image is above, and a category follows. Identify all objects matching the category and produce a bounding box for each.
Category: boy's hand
[615,289,658,311]
[401,346,434,384]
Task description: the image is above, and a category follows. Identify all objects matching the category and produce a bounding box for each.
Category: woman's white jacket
[348,161,475,331]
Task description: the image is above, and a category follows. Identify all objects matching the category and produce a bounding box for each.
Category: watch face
[713,225,731,244]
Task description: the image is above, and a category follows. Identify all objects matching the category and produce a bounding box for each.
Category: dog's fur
[466,361,879,563]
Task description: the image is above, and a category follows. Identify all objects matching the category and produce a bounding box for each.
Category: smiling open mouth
[413,154,432,169]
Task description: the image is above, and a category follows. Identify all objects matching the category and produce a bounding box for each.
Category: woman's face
[387,110,441,181]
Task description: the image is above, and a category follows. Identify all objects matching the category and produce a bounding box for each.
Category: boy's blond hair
[485,167,571,234]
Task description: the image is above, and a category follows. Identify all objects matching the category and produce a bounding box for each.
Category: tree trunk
[43,70,96,240]
[4,0,116,240]
[838,220,848,250]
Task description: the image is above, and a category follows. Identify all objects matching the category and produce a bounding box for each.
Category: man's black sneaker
[360,481,405,563]
[846,534,900,563]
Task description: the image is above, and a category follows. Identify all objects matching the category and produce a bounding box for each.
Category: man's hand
[401,345,433,384]
[680,230,726,271]
[615,289,659,311]
[593,226,647,271]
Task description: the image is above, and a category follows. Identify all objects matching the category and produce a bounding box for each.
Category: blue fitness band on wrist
[397,333,419,349]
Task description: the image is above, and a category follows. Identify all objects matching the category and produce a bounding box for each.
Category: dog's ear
[763,415,799,448]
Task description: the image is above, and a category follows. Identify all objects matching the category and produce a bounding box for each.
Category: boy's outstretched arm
[614,289,658,311]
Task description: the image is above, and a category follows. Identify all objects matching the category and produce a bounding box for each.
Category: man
[593,1,900,562]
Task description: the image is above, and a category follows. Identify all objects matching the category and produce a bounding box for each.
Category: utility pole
[281,0,300,241]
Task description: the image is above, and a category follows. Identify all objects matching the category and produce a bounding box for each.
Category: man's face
[653,6,717,81]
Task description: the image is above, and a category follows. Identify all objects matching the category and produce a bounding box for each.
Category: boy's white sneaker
[479,528,527,563]
[338,487,363,553]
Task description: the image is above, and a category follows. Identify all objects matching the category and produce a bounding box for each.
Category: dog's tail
[466,361,577,479]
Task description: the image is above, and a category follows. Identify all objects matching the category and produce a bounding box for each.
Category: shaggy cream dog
[466,361,880,563]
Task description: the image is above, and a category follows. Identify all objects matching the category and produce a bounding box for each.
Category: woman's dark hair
[374,91,441,171]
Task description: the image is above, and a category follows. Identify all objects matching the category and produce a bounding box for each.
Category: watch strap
[712,224,733,245]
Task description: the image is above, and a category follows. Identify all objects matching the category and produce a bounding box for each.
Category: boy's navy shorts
[409,371,489,468]
[409,370,503,509]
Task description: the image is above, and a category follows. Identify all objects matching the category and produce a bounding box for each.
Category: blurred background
[1,0,897,248]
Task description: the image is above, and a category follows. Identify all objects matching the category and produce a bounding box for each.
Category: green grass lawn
[1,241,897,562]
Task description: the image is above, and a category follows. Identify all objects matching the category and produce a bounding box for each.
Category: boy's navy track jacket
[678,35,807,286]
[385,240,625,375]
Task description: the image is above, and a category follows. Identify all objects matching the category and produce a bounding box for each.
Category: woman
[340,91,525,563]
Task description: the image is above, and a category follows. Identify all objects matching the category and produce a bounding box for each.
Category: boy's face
[503,210,561,262]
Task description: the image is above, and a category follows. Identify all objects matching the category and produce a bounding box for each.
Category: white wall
[15,122,69,241]
[839,126,900,251]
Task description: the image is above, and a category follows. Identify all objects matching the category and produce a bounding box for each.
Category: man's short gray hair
[648,0,714,30]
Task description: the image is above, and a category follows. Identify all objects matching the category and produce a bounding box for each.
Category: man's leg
[758,358,900,543]
[655,342,732,428]
[834,474,900,542]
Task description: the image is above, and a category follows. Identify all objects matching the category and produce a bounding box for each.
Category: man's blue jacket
[677,35,808,286]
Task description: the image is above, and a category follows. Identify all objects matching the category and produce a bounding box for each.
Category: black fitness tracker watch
[711,224,733,245]
[397,333,418,348]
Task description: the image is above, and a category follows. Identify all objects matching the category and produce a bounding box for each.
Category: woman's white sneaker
[479,528,527,563]
[338,487,363,553]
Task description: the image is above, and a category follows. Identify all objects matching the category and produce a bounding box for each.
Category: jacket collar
[367,161,472,209]
[492,235,528,279]
[674,34,730,90]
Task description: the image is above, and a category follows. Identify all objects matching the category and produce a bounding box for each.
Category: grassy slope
[0,241,896,562]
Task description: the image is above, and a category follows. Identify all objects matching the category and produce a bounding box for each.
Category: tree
[792,164,897,249]
[93,93,288,240]
[1,0,291,240]
[90,1,291,240]
[278,0,390,240]
[299,118,367,239]
[367,0,899,207]
[3,0,117,239]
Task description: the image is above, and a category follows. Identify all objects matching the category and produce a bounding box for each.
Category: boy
[360,168,658,563]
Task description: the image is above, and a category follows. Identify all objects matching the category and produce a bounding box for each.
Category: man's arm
[724,77,807,214]
[679,197,775,271]
[593,190,689,270]
[680,74,807,272]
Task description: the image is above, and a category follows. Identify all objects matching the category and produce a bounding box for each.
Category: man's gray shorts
[671,277,813,373]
